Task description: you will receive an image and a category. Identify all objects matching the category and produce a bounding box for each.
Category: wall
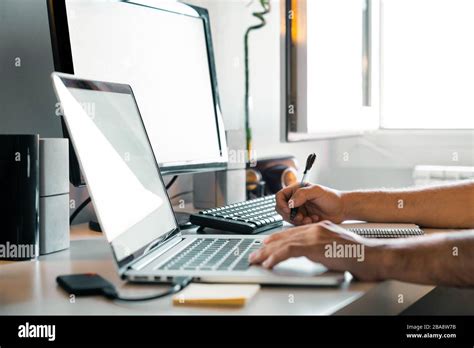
[187,0,474,190]
[187,0,332,186]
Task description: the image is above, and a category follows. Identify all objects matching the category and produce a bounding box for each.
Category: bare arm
[379,230,474,286]
[250,222,474,287]
[267,181,474,286]
[342,181,474,229]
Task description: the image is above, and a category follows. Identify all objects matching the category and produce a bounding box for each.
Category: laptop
[51,73,344,286]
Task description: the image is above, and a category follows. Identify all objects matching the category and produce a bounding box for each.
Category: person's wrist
[345,239,392,281]
[340,191,354,221]
[374,243,398,280]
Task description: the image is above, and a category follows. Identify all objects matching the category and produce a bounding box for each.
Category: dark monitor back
[0,0,63,139]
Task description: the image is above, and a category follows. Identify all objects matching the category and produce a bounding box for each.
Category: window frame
[282,0,474,143]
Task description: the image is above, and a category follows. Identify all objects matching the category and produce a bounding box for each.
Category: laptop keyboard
[157,238,262,272]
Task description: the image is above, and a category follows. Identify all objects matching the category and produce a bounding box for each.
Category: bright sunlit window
[381,0,474,129]
[285,0,474,140]
[306,0,368,133]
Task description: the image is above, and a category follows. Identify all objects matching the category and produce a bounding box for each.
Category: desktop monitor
[47,0,228,186]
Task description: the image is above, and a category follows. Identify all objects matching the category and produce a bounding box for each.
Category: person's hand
[275,183,345,225]
[249,221,387,281]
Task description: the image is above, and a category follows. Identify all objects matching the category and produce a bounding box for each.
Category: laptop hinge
[128,235,184,271]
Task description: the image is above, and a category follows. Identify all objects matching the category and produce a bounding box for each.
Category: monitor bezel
[47,0,228,186]
[52,72,182,273]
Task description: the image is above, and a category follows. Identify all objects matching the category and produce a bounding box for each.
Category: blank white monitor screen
[64,0,225,171]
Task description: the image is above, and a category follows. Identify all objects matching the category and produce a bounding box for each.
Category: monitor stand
[174,211,197,230]
[88,220,102,232]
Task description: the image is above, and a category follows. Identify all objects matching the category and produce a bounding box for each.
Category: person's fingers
[260,242,306,268]
[275,203,289,218]
[275,184,299,214]
[250,228,309,263]
[320,220,349,234]
[277,210,291,223]
[249,240,283,264]
[260,224,356,268]
[265,221,339,247]
[294,208,320,225]
[253,223,351,267]
[275,204,292,224]
[289,185,326,209]
[292,206,308,225]
[263,224,311,244]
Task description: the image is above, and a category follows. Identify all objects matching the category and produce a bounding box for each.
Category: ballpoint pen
[290,153,317,221]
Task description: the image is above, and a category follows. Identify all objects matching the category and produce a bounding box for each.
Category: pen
[290,153,317,221]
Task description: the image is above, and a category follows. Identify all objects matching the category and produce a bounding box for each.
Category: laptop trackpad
[271,257,328,277]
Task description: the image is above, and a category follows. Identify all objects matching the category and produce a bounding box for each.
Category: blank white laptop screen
[53,75,177,263]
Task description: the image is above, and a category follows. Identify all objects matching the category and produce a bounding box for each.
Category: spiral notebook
[340,223,424,238]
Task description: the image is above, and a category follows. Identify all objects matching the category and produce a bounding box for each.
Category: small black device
[190,195,283,234]
[0,134,39,260]
[57,273,192,301]
[56,273,115,296]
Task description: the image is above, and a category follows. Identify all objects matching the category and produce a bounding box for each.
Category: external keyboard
[157,238,262,271]
[190,195,283,234]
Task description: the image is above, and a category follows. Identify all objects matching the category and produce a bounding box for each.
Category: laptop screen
[53,75,178,266]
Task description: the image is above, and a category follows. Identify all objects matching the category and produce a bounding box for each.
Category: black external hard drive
[56,273,115,296]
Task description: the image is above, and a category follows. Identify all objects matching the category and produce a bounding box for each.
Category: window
[306,0,371,133]
[381,0,474,129]
[284,0,474,141]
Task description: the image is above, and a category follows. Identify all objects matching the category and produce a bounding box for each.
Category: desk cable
[101,276,193,302]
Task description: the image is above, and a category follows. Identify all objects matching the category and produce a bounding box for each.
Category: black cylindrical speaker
[263,164,298,194]
[0,134,39,260]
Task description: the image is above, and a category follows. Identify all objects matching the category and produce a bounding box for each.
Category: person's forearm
[375,231,474,287]
[341,181,474,228]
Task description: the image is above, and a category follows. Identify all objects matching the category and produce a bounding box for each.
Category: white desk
[0,224,437,315]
